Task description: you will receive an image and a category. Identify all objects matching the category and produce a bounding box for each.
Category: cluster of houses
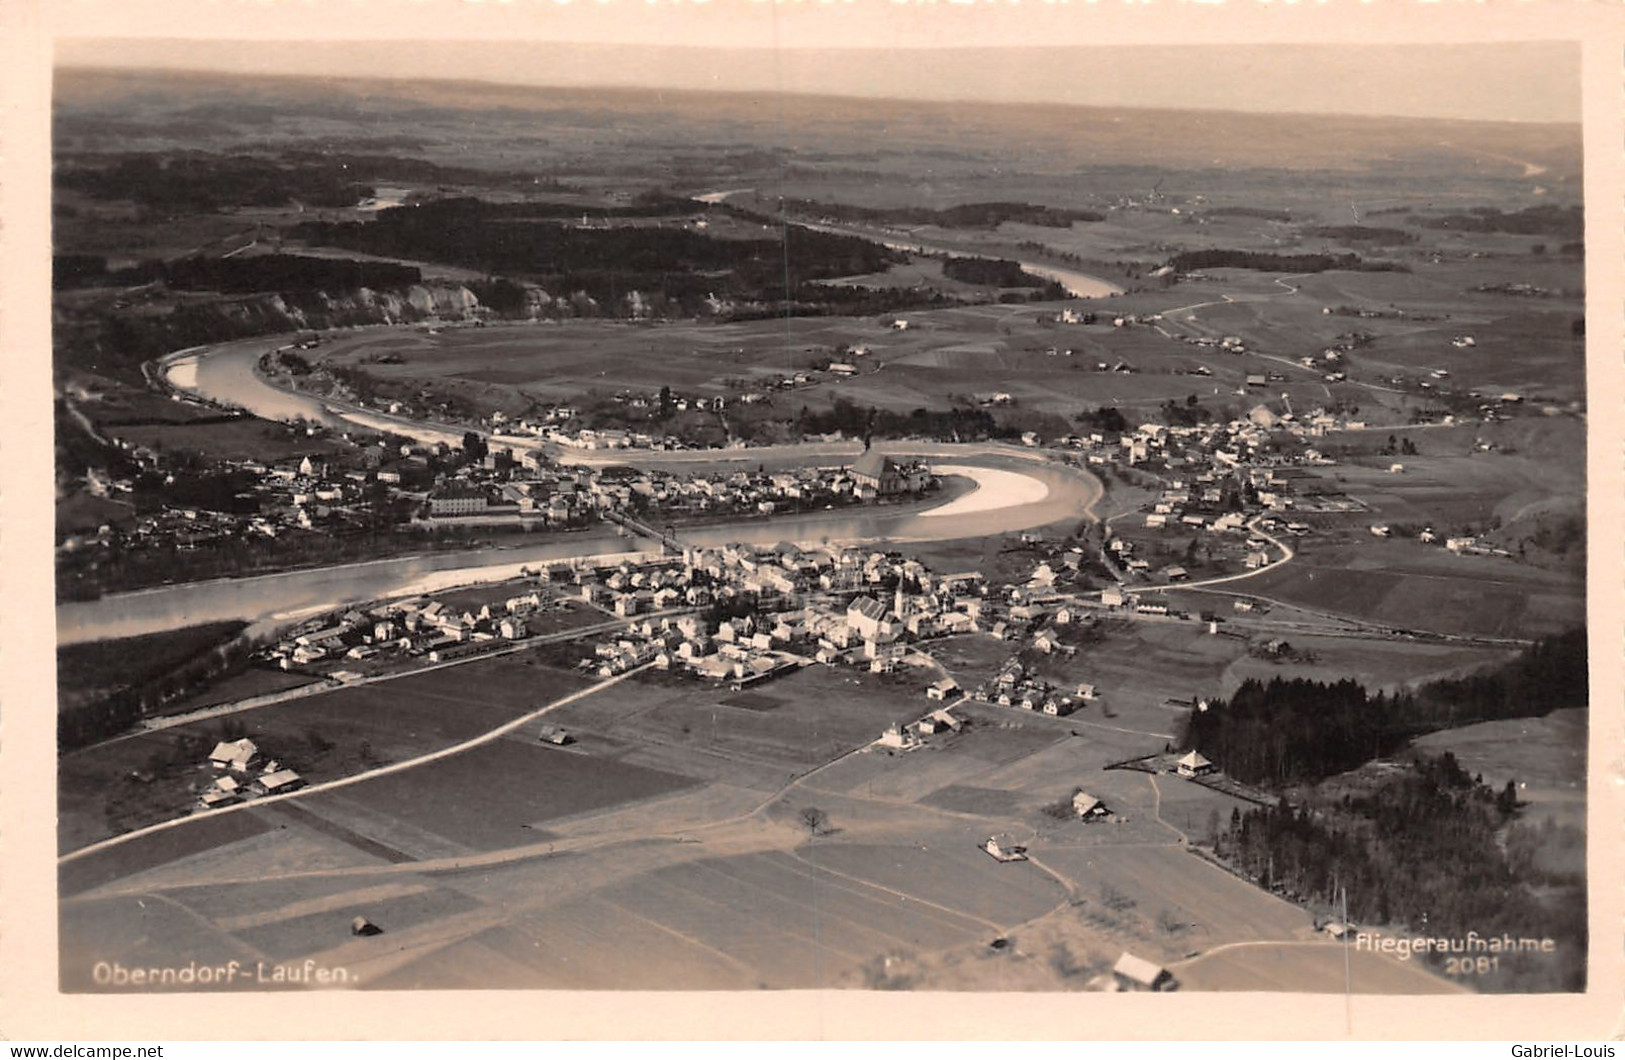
[575,544,995,689]
[197,738,304,811]
[420,453,934,529]
[971,656,1097,718]
[267,587,567,669]
[874,706,964,751]
[62,444,437,554]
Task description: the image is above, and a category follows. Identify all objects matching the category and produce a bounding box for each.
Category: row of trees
[1419,205,1583,239]
[778,198,1105,229]
[1181,629,1587,788]
[789,397,1072,445]
[58,254,425,295]
[1308,225,1417,245]
[1167,249,1407,274]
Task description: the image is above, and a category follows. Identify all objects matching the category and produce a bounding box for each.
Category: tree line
[1181,628,1586,788]
[56,254,423,294]
[1215,752,1586,992]
[291,197,905,312]
[58,623,259,751]
[56,153,374,213]
[777,198,1105,228]
[1417,205,1583,239]
[1167,249,1407,274]
[941,257,1049,288]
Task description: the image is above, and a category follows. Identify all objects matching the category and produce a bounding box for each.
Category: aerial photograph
[50,30,1588,997]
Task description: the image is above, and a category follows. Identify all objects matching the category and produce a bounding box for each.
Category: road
[102,614,648,741]
[60,660,659,866]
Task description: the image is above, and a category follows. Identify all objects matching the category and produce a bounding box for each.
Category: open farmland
[1238,547,1581,639]
[1175,942,1466,994]
[304,740,700,852]
[534,664,941,790]
[56,651,599,846]
[1032,844,1314,960]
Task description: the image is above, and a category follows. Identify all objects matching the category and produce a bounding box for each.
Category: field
[57,650,599,848]
[1175,942,1466,994]
[534,663,941,790]
[1411,708,1587,829]
[303,740,700,852]
[110,417,350,465]
[1239,546,1581,639]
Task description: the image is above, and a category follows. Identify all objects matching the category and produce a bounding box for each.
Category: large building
[428,486,490,517]
[851,451,904,496]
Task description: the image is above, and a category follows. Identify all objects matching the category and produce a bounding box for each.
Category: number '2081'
[1445,956,1499,975]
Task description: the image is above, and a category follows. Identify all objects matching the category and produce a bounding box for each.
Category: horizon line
[55,62,1584,129]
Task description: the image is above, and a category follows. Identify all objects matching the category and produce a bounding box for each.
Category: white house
[983,835,1028,862]
[1113,952,1176,991]
[1176,750,1215,778]
[208,738,260,773]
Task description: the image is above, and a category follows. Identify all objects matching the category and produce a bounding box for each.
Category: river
[789,221,1123,299]
[57,447,1099,644]
[72,235,1110,645]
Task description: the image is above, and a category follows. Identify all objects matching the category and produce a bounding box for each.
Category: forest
[57,622,259,751]
[56,153,374,213]
[1213,752,1585,992]
[1307,225,1417,244]
[1167,249,1406,274]
[778,198,1105,228]
[1180,628,1587,788]
[797,398,1004,443]
[55,253,423,294]
[941,256,1048,288]
[292,197,905,312]
[1418,205,1584,239]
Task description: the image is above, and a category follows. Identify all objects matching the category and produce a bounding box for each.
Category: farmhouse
[1177,750,1216,778]
[208,738,260,773]
[926,677,961,701]
[1113,952,1176,991]
[983,835,1028,862]
[876,723,920,750]
[254,768,305,796]
[1072,791,1110,820]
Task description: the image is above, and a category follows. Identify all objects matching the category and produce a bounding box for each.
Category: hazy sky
[53,6,1581,124]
